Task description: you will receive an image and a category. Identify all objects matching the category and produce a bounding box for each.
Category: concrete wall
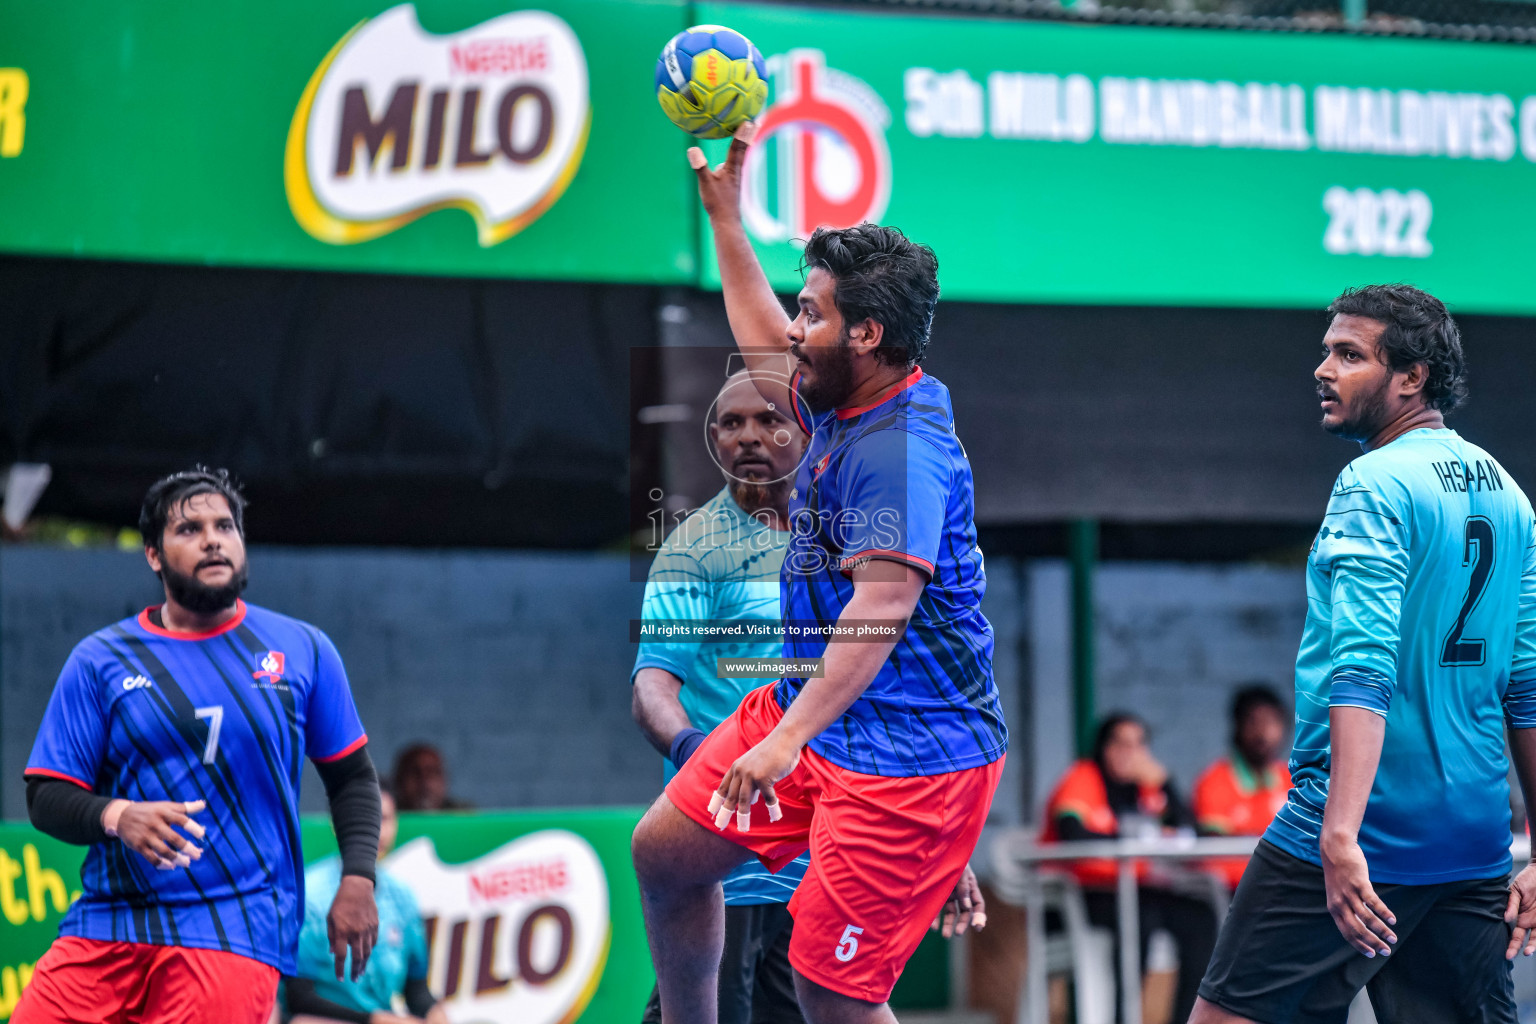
[1026,561,1306,819]
[0,546,655,816]
[0,546,1307,826]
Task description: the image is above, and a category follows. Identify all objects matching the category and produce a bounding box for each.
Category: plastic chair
[990,834,1114,1024]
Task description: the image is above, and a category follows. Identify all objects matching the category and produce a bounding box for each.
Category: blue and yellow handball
[655,25,768,139]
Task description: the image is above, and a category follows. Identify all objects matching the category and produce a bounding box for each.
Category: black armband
[26,777,113,846]
[403,976,437,1017]
[283,976,372,1024]
[669,727,707,768]
[313,745,381,884]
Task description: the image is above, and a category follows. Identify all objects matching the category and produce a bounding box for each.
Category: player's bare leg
[632,793,754,1024]
[1187,996,1258,1024]
[793,973,898,1024]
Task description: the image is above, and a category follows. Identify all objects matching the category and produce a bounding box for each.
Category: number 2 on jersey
[194,705,224,765]
[1441,516,1495,667]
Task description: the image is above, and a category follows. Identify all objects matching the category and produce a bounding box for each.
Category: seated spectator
[287,786,446,1024]
[1193,684,1293,888]
[1041,712,1216,1024]
[392,743,471,812]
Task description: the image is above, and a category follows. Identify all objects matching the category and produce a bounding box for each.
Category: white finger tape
[714,805,732,830]
[737,807,751,832]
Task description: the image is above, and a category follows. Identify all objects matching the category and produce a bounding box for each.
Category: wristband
[101,799,129,839]
[669,728,707,769]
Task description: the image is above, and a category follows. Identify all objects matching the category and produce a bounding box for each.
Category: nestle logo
[468,858,568,904]
[449,37,548,76]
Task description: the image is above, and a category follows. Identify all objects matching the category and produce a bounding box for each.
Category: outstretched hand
[686,122,755,223]
[932,863,987,938]
[328,874,378,981]
[708,728,798,833]
[1321,834,1396,958]
[111,799,206,870]
[1505,862,1536,959]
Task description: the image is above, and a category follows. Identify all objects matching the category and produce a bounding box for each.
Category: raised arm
[689,129,795,410]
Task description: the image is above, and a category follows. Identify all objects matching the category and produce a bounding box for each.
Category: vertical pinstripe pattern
[775,372,1008,777]
[24,603,366,973]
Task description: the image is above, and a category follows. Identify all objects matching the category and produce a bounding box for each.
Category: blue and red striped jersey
[777,368,1008,777]
[24,600,366,973]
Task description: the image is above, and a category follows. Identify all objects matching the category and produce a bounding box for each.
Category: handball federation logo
[285,5,590,247]
[742,50,891,243]
[253,652,286,683]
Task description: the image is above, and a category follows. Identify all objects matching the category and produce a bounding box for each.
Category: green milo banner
[0,810,655,1024]
[0,833,81,1019]
[696,2,1536,312]
[0,0,696,283]
[0,810,950,1021]
[9,1,1532,309]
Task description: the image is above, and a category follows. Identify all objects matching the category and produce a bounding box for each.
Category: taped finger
[708,791,724,816]
[714,804,732,830]
[737,806,751,832]
[687,147,707,170]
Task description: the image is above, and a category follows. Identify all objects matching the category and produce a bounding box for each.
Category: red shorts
[13,936,278,1024]
[666,685,1004,1002]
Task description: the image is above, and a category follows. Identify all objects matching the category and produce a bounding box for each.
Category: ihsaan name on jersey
[1431,458,1506,493]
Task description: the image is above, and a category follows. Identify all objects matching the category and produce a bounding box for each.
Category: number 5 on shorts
[835,924,864,963]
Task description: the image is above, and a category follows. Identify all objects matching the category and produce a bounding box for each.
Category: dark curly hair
[1230,684,1285,747]
[1327,284,1467,414]
[800,223,939,369]
[139,466,247,552]
[1092,711,1147,768]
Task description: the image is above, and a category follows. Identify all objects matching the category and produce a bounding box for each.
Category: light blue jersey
[295,857,428,1013]
[1266,428,1536,883]
[633,487,809,905]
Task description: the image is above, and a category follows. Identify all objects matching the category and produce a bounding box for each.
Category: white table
[990,831,1534,1024]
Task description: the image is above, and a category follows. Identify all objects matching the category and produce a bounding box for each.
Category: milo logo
[285,5,589,246]
[385,829,610,1023]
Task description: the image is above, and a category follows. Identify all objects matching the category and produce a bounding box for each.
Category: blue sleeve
[1506,514,1536,728]
[1316,469,1410,715]
[632,545,711,684]
[25,645,108,790]
[831,428,951,579]
[304,630,367,763]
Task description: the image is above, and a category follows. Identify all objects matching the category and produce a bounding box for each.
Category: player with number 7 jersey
[1193,287,1536,1024]
[16,469,381,1024]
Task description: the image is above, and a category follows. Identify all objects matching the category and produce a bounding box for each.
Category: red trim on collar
[137,600,247,640]
[835,367,924,420]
